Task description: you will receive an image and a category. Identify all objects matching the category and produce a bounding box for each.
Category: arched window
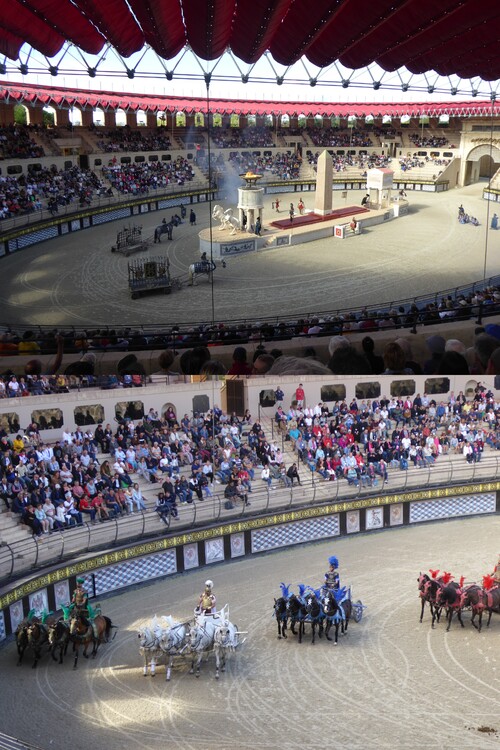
[212,113,222,127]
[297,114,307,128]
[438,114,449,128]
[419,115,430,127]
[230,114,240,128]
[93,107,104,126]
[115,109,127,127]
[13,104,29,125]
[365,115,374,126]
[157,111,167,127]
[265,114,273,127]
[136,109,147,127]
[400,115,411,127]
[194,112,204,127]
[247,114,256,127]
[382,115,392,125]
[43,106,57,127]
[314,114,323,128]
[69,107,82,126]
[347,115,357,129]
[176,111,186,127]
[330,116,340,129]
[280,114,290,128]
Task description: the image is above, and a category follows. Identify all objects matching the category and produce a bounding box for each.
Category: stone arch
[465,143,500,162]
[462,144,500,186]
[69,107,82,126]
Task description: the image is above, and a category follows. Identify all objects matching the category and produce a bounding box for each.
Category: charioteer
[323,555,340,592]
[197,579,217,615]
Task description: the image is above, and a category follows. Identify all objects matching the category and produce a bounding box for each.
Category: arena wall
[0,374,494,441]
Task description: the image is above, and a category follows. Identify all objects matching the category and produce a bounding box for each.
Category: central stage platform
[270,205,369,230]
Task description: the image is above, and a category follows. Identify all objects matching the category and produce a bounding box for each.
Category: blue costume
[324,555,340,591]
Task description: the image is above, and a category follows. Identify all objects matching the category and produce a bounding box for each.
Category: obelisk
[314,149,333,216]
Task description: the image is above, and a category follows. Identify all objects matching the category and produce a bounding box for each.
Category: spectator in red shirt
[295,384,305,408]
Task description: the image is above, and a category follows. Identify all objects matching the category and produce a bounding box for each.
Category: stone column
[314,150,333,215]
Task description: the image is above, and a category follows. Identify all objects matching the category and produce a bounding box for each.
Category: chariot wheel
[131,292,138,300]
[352,600,365,623]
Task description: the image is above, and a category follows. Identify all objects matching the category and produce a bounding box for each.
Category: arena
[0,181,496,328]
[0,516,499,750]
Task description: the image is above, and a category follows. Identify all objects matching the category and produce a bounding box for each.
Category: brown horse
[27,619,49,668]
[69,612,115,669]
[483,585,500,628]
[418,572,444,625]
[15,619,31,666]
[434,581,464,631]
[460,585,487,632]
[48,619,71,664]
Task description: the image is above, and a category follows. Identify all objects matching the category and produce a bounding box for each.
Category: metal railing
[1,452,498,585]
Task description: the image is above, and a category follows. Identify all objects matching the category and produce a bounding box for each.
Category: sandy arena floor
[0,182,498,327]
[1,515,499,750]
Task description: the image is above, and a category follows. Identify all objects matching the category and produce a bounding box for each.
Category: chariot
[111,223,150,257]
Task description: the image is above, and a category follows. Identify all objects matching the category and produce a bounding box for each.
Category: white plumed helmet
[205,580,213,588]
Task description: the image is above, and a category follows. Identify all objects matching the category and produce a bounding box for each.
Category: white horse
[212,204,240,235]
[189,606,244,679]
[157,620,190,681]
[138,622,164,677]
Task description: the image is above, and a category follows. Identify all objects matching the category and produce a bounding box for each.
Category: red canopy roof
[2,80,500,118]
[0,0,500,80]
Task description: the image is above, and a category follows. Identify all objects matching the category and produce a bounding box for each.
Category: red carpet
[269,205,369,230]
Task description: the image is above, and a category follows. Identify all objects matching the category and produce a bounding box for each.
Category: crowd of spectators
[307,127,373,148]
[398,154,451,173]
[96,127,172,153]
[102,158,195,194]
[228,151,301,180]
[0,164,105,219]
[277,382,498,486]
[307,151,390,173]
[2,283,500,378]
[211,126,274,149]
[0,124,45,160]
[409,133,449,148]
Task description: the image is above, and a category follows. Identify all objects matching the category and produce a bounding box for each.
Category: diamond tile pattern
[409,494,496,524]
[0,611,5,642]
[94,550,177,596]
[251,515,339,553]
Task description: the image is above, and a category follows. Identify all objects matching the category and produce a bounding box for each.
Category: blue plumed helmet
[328,555,339,568]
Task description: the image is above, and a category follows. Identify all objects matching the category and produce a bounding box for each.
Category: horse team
[138,606,244,680]
[418,570,500,632]
[15,607,116,670]
[274,583,363,645]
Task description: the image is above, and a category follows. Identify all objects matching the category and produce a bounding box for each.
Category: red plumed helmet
[429,568,440,579]
[459,576,465,588]
[442,571,454,584]
[482,574,496,591]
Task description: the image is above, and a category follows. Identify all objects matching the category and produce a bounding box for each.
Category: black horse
[48,619,71,664]
[286,592,308,643]
[154,222,173,243]
[303,588,324,645]
[322,588,352,644]
[274,600,288,639]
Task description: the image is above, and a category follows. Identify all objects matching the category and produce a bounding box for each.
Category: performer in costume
[71,578,89,613]
[493,554,500,585]
[323,555,340,591]
[71,577,99,638]
[197,580,217,614]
